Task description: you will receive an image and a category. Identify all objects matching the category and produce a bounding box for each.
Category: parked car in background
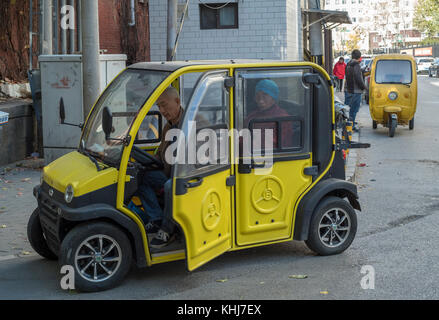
[417,57,435,74]
[362,58,374,104]
[428,58,439,77]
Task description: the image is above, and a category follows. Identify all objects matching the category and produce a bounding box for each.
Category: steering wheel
[131,145,164,170]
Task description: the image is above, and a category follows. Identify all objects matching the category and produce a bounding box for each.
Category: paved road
[0,76,438,299]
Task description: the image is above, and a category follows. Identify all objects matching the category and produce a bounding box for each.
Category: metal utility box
[39,54,127,164]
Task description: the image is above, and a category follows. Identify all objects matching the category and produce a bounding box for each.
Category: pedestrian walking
[333,57,346,92]
[344,49,366,131]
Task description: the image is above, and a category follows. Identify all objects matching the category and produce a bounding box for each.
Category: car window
[419,59,434,63]
[236,69,310,155]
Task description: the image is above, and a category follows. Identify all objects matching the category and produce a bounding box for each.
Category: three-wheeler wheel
[305,196,357,256]
[59,221,133,292]
[27,208,58,260]
[388,115,397,138]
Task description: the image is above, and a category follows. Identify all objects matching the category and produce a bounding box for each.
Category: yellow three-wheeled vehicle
[28,60,363,292]
[369,54,418,137]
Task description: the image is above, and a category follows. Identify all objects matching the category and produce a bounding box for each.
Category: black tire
[388,116,397,137]
[305,196,357,256]
[429,70,432,77]
[27,208,58,260]
[59,221,133,292]
[372,120,377,129]
[409,117,414,130]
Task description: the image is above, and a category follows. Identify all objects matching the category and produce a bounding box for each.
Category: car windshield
[419,58,434,63]
[375,60,412,84]
[80,69,170,166]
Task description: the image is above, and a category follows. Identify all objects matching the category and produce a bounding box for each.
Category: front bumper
[34,184,63,254]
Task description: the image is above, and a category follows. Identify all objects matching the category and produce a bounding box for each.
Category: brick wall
[99,0,123,54]
[99,0,150,64]
[149,0,301,62]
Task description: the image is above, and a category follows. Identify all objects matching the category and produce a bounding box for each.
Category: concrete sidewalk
[0,160,42,261]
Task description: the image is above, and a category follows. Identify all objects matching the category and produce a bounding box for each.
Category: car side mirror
[59,98,66,124]
[102,106,113,140]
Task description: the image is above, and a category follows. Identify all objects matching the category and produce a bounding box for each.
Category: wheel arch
[59,204,147,268]
[293,178,361,241]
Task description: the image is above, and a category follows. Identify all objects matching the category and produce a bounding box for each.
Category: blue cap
[255,79,279,101]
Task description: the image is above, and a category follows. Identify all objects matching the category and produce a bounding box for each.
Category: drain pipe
[128,0,136,26]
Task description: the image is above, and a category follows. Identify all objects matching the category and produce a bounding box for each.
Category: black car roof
[128,59,296,72]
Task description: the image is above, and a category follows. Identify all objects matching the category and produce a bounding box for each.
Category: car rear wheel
[305,196,357,256]
[372,120,377,129]
[27,208,58,260]
[59,222,133,292]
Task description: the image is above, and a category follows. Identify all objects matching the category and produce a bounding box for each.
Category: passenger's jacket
[344,59,366,94]
[244,104,293,150]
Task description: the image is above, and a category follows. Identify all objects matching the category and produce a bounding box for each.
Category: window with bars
[199,2,238,29]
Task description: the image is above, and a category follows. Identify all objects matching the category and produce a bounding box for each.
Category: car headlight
[65,184,74,203]
[388,91,398,101]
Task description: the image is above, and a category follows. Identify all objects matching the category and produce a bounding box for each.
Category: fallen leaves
[289,275,308,279]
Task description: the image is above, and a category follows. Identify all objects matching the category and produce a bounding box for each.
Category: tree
[414,0,439,41]
[345,27,366,53]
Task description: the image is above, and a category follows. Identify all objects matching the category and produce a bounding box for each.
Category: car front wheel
[59,222,133,292]
[27,208,58,260]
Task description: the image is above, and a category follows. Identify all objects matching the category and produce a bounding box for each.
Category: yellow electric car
[28,60,363,292]
[369,54,418,137]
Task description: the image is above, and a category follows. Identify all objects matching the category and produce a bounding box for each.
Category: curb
[0,253,37,263]
[345,130,360,183]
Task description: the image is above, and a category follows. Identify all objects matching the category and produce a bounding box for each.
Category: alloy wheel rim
[74,234,122,283]
[318,208,351,248]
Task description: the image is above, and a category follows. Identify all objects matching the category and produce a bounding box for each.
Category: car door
[172,71,233,271]
[234,67,314,246]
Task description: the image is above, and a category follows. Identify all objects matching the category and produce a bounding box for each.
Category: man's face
[255,91,276,110]
[157,93,180,122]
[339,58,344,63]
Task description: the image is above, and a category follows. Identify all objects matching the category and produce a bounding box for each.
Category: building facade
[325,0,421,53]
[149,0,302,61]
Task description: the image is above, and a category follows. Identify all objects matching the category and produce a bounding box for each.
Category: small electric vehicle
[28,60,363,292]
[369,54,418,137]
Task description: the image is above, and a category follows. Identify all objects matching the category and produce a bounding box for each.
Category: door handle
[252,161,273,168]
[186,177,203,188]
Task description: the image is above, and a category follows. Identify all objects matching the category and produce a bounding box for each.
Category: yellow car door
[234,67,314,246]
[172,71,233,271]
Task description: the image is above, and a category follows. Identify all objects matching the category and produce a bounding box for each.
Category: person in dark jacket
[344,49,366,131]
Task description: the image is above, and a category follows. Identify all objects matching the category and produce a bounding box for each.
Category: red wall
[98,0,150,65]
